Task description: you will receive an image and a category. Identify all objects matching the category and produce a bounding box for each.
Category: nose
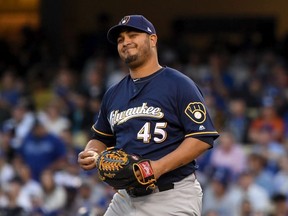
[122,37,131,47]
[119,32,133,46]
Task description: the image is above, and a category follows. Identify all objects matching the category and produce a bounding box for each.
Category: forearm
[152,137,211,179]
[84,139,107,153]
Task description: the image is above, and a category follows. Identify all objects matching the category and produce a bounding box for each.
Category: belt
[157,183,174,192]
[127,173,196,197]
[156,172,196,192]
[126,183,174,197]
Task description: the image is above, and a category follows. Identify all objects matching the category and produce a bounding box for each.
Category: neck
[129,55,162,79]
[130,64,162,79]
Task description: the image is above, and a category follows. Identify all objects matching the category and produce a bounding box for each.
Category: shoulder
[162,67,193,81]
[102,75,130,101]
[161,67,202,94]
[106,74,129,92]
[158,67,197,88]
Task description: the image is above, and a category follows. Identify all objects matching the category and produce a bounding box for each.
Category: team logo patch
[120,16,130,25]
[185,102,206,124]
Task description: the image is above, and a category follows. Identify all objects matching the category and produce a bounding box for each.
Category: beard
[124,54,138,64]
[122,48,150,69]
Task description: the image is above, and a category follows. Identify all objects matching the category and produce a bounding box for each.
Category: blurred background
[0,0,288,215]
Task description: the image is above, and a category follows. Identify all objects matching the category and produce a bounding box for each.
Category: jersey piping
[185,131,219,138]
[92,125,114,136]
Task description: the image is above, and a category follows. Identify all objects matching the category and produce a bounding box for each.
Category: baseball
[194,111,202,119]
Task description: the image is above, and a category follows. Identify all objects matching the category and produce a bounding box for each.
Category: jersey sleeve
[91,92,116,147]
[176,78,219,142]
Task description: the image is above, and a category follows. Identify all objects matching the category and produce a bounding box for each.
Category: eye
[117,37,124,44]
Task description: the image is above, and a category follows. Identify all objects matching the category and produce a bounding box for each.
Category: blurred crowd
[0,23,288,216]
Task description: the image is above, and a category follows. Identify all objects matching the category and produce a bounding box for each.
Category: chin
[124,55,137,64]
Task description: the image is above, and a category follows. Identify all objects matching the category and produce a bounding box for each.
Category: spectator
[248,105,285,143]
[54,163,82,190]
[246,152,275,196]
[239,199,254,216]
[88,95,102,124]
[0,150,15,188]
[0,187,9,210]
[2,97,35,149]
[17,120,67,181]
[251,127,286,173]
[15,164,44,204]
[0,123,17,162]
[242,77,264,117]
[105,59,129,90]
[39,169,67,215]
[28,68,55,112]
[69,180,104,216]
[210,131,247,178]
[183,51,208,84]
[54,163,82,214]
[273,155,288,197]
[224,98,250,143]
[37,98,71,136]
[52,67,77,112]
[207,51,235,100]
[204,93,226,132]
[202,166,239,216]
[81,63,106,99]
[269,193,288,216]
[268,63,288,116]
[231,171,272,215]
[58,128,83,164]
[90,175,114,214]
[2,177,32,214]
[67,88,94,134]
[0,70,24,109]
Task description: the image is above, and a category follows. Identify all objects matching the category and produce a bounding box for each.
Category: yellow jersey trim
[92,125,114,137]
[185,131,219,137]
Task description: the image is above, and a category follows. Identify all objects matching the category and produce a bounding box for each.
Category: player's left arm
[150,137,210,179]
[150,76,217,179]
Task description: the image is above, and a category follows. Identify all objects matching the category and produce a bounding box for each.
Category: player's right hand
[78,150,99,170]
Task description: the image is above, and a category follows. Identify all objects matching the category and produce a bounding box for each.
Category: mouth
[122,44,136,52]
[123,47,135,53]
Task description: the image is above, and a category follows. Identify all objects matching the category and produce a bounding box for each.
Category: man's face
[117,30,152,69]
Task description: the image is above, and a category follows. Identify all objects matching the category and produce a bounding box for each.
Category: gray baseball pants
[104,173,203,216]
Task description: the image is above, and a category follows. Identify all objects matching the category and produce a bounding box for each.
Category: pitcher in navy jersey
[78,15,219,216]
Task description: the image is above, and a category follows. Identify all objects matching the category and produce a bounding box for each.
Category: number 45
[137,122,167,143]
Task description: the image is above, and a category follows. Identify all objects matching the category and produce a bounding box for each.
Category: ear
[150,34,158,47]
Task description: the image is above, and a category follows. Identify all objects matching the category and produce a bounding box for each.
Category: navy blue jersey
[92,66,219,184]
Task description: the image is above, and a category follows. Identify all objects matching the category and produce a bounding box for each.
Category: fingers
[78,150,98,170]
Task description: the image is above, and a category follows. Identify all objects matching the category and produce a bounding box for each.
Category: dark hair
[272,193,286,202]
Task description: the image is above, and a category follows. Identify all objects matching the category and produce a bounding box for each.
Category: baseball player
[78,15,219,215]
